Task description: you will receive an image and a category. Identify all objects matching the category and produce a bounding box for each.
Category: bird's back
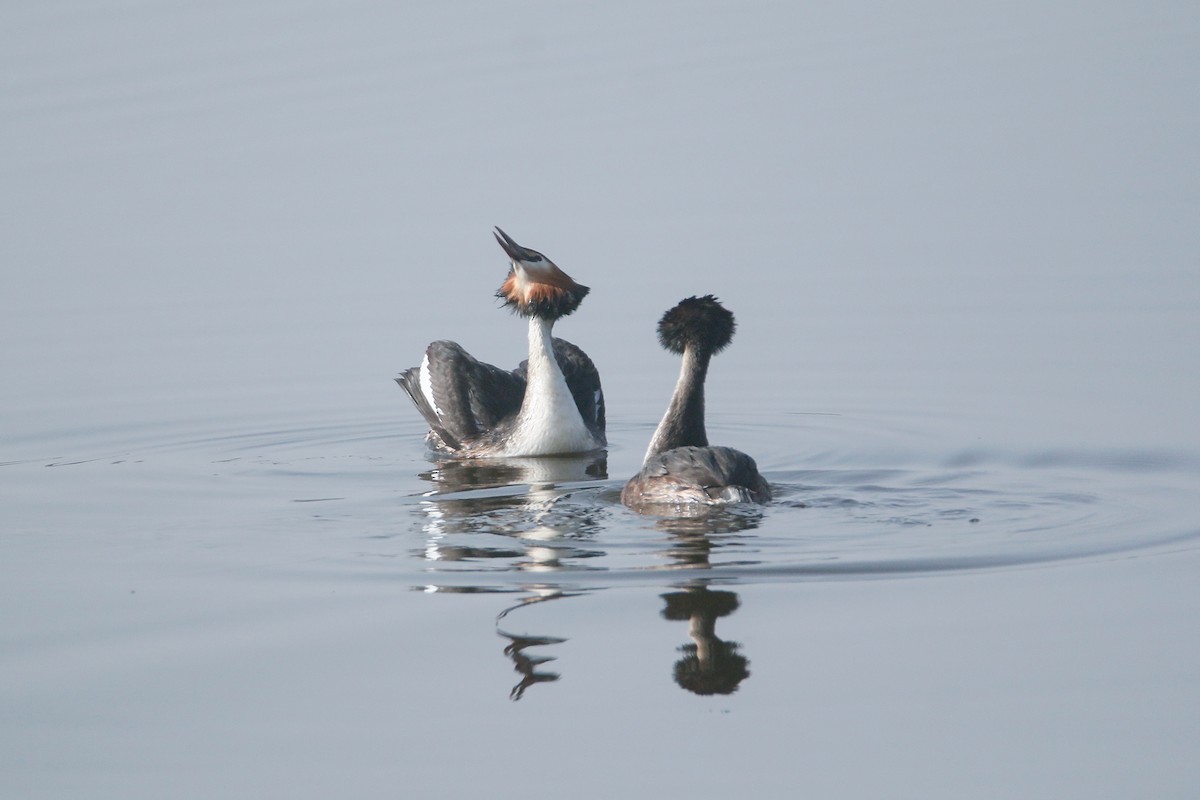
[621,445,770,509]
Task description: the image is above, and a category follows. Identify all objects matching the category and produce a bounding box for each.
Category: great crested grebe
[621,296,770,509]
[396,228,605,458]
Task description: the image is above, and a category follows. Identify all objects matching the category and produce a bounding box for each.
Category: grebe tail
[396,228,605,458]
[622,296,770,510]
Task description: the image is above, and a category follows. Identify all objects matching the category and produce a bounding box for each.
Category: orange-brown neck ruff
[498,268,590,319]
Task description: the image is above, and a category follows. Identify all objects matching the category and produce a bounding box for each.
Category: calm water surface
[3,3,1199,798]
[6,396,1199,796]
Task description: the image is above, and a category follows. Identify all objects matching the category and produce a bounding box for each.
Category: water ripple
[10,409,1199,588]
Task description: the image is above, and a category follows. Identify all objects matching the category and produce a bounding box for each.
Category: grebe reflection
[661,584,750,696]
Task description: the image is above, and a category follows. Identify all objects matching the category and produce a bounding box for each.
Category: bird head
[494,227,590,320]
[657,295,736,356]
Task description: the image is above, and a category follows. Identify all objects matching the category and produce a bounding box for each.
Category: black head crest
[657,295,736,355]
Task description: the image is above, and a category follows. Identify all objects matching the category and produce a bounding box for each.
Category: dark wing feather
[396,340,526,450]
[551,338,605,437]
[396,365,459,448]
[515,337,606,439]
[625,445,770,507]
[695,446,771,502]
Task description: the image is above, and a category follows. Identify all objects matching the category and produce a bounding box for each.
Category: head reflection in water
[661,584,750,696]
[499,629,565,701]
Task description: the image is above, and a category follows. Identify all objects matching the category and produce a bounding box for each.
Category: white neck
[503,317,597,456]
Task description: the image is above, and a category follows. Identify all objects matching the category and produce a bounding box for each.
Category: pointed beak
[494,227,537,263]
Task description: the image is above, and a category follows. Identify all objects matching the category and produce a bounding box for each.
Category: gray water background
[3,3,1199,798]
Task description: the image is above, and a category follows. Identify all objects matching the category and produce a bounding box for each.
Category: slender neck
[503,314,596,456]
[643,347,710,463]
[522,315,569,407]
[525,314,556,376]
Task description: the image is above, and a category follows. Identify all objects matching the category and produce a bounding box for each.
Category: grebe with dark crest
[396,228,605,457]
[622,296,770,510]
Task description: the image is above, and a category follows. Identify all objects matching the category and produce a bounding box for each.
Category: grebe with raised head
[621,296,770,510]
[396,228,605,458]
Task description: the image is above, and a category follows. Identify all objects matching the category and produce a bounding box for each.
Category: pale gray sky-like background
[3,1,1197,451]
